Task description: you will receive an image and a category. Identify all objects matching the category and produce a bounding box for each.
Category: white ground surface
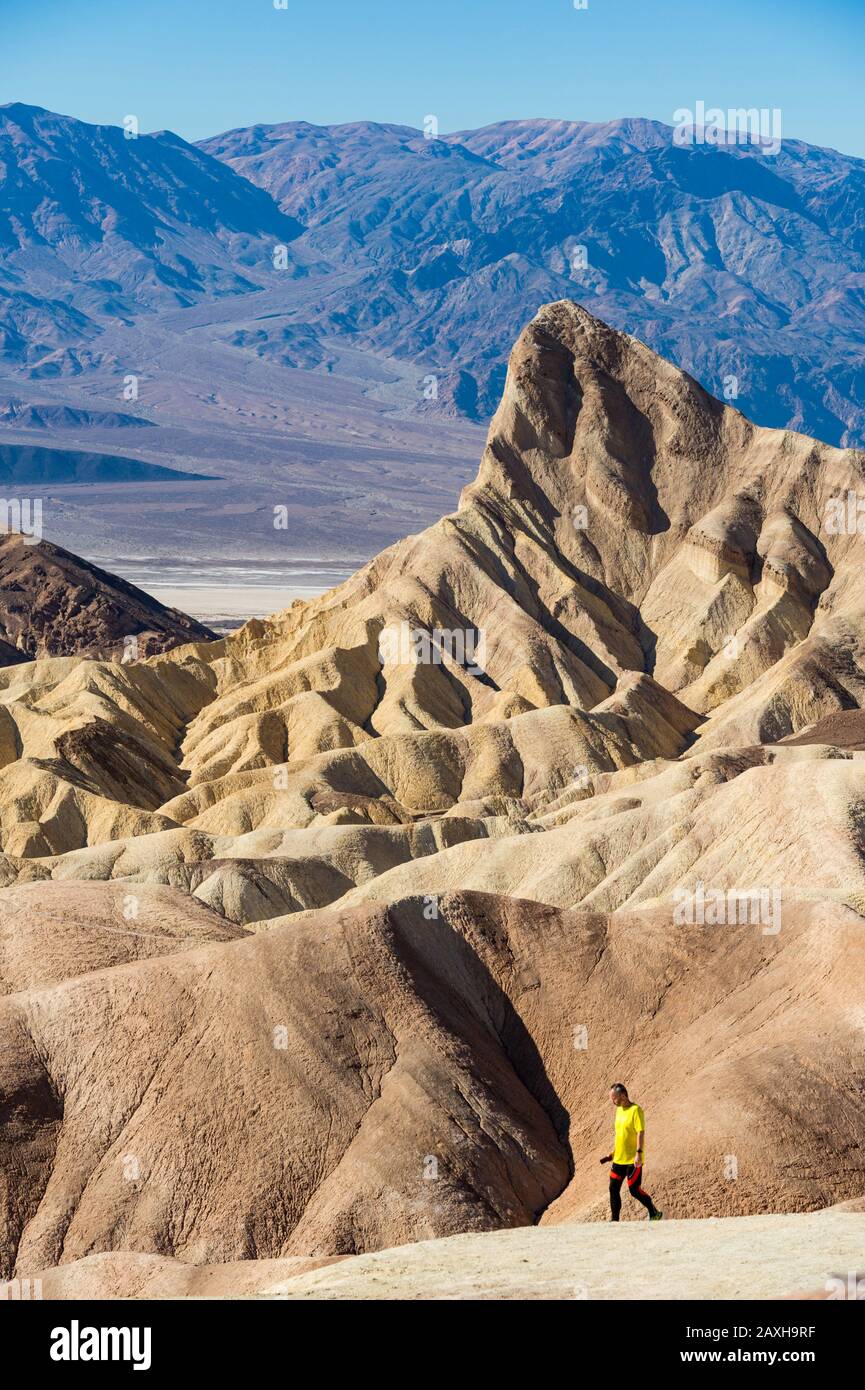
[140,582,334,621]
[267,1210,865,1301]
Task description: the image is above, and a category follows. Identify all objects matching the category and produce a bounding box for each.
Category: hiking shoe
[650,1210,664,1221]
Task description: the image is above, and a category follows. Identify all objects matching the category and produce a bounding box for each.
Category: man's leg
[609,1166,625,1221]
[626,1164,658,1218]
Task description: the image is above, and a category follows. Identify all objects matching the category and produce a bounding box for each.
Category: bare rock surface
[0,533,215,665]
[29,1208,865,1302]
[1,302,864,1298]
[2,889,863,1281]
[0,301,862,872]
[268,1208,865,1301]
[31,1251,343,1300]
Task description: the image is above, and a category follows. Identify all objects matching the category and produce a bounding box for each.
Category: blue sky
[2,0,863,156]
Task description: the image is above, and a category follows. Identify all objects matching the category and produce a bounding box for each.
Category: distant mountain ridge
[0,398,154,429]
[0,443,213,485]
[1,103,864,447]
[0,102,300,370]
[199,114,865,442]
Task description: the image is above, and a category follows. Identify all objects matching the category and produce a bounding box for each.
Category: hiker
[599,1082,663,1221]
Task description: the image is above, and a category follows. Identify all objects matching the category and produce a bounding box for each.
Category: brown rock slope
[0,879,246,994]
[0,533,215,665]
[29,1251,343,1299]
[2,888,864,1282]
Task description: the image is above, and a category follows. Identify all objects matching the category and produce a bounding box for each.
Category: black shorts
[610,1162,641,1181]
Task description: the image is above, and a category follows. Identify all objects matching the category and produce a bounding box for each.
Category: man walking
[600,1082,663,1221]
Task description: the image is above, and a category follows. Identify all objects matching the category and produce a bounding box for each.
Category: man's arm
[635,1117,645,1166]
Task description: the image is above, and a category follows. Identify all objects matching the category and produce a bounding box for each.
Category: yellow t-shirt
[613,1103,645,1164]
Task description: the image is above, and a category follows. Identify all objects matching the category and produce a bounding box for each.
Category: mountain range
[0,102,299,368]
[1,103,864,450]
[200,114,865,442]
[1,301,863,1297]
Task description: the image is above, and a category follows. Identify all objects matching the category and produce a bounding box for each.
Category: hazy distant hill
[0,443,214,485]
[0,399,154,429]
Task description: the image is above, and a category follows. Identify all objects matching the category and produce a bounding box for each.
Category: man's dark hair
[610,1082,628,1096]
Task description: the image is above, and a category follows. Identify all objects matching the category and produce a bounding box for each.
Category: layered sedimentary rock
[2,301,864,1292]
